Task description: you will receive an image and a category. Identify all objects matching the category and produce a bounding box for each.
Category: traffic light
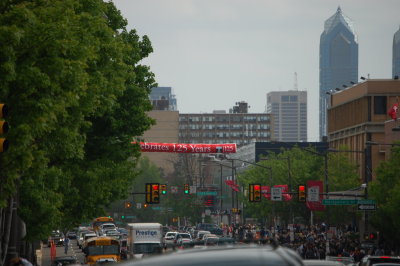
[369,232,377,240]
[184,184,190,194]
[249,184,261,202]
[0,104,9,152]
[151,184,160,203]
[161,184,167,195]
[121,215,125,219]
[124,201,132,208]
[145,183,160,204]
[298,185,306,202]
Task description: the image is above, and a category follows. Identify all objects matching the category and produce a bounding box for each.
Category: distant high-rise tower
[393,26,400,78]
[266,91,307,142]
[319,7,358,139]
[149,87,177,111]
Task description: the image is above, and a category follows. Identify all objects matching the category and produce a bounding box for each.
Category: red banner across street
[225,180,239,192]
[135,142,237,154]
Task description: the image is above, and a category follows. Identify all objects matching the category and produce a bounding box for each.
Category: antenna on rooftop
[294,72,298,91]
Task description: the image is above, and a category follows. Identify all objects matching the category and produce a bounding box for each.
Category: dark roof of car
[361,256,400,265]
[52,256,78,266]
[303,260,345,266]
[121,245,304,266]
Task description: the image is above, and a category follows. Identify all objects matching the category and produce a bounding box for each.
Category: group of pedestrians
[220,222,397,260]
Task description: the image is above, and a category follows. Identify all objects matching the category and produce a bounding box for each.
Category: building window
[281,96,290,102]
[374,96,387,115]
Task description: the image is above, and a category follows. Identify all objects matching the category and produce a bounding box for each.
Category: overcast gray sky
[112,0,400,141]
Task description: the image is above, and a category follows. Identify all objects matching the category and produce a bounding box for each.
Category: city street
[40,240,85,266]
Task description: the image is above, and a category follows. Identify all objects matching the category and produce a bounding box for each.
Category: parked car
[359,256,400,266]
[303,260,345,266]
[66,231,77,239]
[48,231,64,247]
[176,232,193,247]
[164,232,179,248]
[325,256,355,265]
[119,245,304,266]
[78,231,96,249]
[196,223,223,235]
[51,256,78,266]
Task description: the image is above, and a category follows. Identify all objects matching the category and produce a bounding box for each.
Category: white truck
[127,223,164,259]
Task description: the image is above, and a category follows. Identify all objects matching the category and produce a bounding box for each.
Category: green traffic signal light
[122,215,125,219]
[184,184,190,194]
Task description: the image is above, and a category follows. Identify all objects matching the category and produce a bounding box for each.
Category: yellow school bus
[92,216,115,232]
[82,236,121,265]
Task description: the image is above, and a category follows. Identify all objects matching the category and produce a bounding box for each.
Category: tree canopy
[369,144,400,245]
[0,0,156,239]
[237,146,360,226]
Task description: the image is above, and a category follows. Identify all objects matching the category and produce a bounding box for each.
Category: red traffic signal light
[145,183,160,204]
[249,184,261,202]
[298,185,306,202]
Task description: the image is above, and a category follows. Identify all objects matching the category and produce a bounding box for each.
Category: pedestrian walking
[64,236,70,254]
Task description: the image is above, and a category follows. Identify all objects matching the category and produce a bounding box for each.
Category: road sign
[357,199,376,204]
[322,199,357,205]
[171,186,178,194]
[271,187,282,201]
[197,191,218,196]
[308,187,319,202]
[322,199,376,205]
[190,186,197,194]
[358,204,376,211]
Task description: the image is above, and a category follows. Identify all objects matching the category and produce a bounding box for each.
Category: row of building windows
[180,139,268,145]
[179,132,271,138]
[180,124,270,130]
[179,115,270,123]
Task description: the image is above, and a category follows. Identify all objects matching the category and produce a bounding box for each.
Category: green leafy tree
[238,146,359,226]
[0,0,156,240]
[369,144,400,246]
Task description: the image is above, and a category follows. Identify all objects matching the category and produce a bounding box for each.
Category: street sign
[271,187,282,201]
[357,199,376,204]
[322,199,357,205]
[171,186,178,194]
[197,191,218,196]
[308,187,319,202]
[322,199,376,205]
[358,204,376,211]
[190,186,197,194]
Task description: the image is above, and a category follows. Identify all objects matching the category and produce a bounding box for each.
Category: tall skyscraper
[393,26,400,78]
[149,86,177,111]
[266,91,307,142]
[319,7,358,139]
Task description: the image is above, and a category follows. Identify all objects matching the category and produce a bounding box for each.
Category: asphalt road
[41,239,85,266]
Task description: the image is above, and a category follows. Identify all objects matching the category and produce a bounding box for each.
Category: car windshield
[179,233,191,239]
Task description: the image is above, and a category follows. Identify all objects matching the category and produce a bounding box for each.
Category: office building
[149,87,177,111]
[393,26,400,79]
[320,7,358,139]
[327,79,400,181]
[141,110,179,177]
[179,102,273,147]
[266,91,307,142]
